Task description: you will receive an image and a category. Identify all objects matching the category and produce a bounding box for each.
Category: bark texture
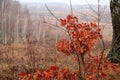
[107,0,120,63]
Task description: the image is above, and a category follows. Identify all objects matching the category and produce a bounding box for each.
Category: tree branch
[45,4,60,21]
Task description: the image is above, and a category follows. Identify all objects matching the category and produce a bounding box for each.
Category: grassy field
[0,43,79,79]
[0,19,119,80]
[0,40,119,80]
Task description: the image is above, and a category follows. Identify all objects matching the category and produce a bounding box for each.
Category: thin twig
[43,21,66,32]
[69,1,83,79]
[101,23,109,34]
[97,0,100,27]
[95,0,106,79]
[99,6,106,22]
[45,4,60,21]
[75,11,98,20]
[96,37,105,80]
[85,0,98,14]
[70,0,73,15]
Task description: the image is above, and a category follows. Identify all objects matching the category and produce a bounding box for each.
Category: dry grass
[0,44,78,80]
[0,24,119,80]
[0,41,120,80]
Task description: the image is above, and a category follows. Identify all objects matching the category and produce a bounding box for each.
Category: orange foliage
[58,15,101,55]
[19,15,120,80]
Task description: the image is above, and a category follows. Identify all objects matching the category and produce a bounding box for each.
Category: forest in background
[0,0,112,45]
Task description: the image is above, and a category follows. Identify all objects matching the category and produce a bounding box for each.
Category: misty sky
[19,0,110,5]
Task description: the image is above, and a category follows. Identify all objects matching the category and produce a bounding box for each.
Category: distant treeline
[0,0,65,45]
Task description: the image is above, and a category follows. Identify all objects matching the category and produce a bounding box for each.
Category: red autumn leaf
[67,15,73,20]
[18,72,27,78]
[101,72,107,78]
[50,66,59,70]
[60,19,66,26]
[67,19,74,24]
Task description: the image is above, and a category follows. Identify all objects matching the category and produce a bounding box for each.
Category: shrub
[19,15,120,80]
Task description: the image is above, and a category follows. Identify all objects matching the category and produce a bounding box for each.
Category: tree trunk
[107,0,120,63]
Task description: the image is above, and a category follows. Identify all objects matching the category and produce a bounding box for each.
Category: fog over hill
[20,2,111,23]
[21,2,110,14]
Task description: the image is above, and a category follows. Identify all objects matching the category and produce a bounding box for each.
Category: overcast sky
[19,0,110,5]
